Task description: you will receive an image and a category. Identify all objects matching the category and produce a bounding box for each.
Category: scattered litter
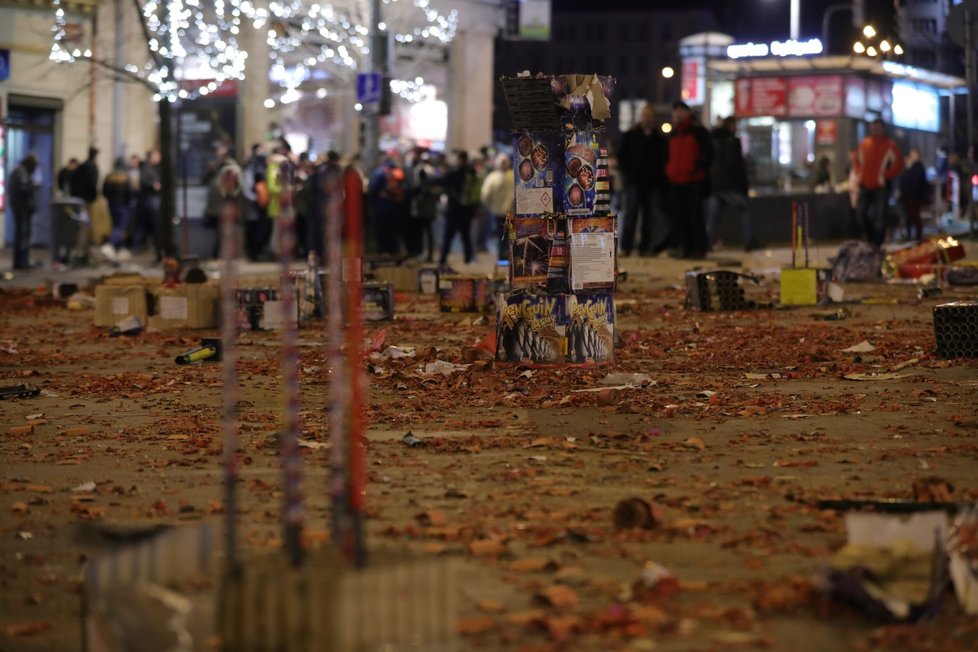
[0,341,17,354]
[519,370,533,379]
[695,390,716,399]
[25,413,44,421]
[842,340,876,353]
[572,384,639,393]
[73,481,96,493]
[912,477,955,503]
[684,437,706,451]
[297,439,329,451]
[843,372,909,381]
[17,531,32,540]
[598,372,654,387]
[8,425,34,436]
[421,360,470,376]
[401,432,426,448]
[595,388,621,406]
[175,338,221,364]
[744,372,783,380]
[919,286,943,299]
[379,346,416,360]
[813,307,850,321]
[948,505,978,614]
[612,497,658,530]
[825,511,948,621]
[66,427,92,436]
[0,384,41,400]
[109,315,143,337]
[827,282,845,303]
[889,358,919,372]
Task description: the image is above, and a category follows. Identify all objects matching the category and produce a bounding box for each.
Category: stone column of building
[239,12,271,154]
[446,1,501,153]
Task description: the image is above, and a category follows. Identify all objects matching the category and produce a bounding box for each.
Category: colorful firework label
[513,131,564,217]
[495,292,570,364]
[566,294,615,363]
[563,130,606,216]
[438,275,492,313]
[510,217,561,289]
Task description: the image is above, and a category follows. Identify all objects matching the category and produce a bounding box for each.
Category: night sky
[556,0,897,47]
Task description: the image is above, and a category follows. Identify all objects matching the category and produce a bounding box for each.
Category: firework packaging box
[885,236,966,278]
[418,267,439,295]
[509,217,570,293]
[94,284,149,327]
[566,293,615,363]
[513,131,564,217]
[438,274,492,313]
[147,284,219,330]
[235,287,299,330]
[563,130,608,216]
[496,292,570,364]
[569,217,617,292]
[369,262,419,293]
[361,282,395,321]
[551,74,616,129]
[780,268,831,306]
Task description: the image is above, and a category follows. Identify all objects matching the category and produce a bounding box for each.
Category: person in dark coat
[898,149,930,242]
[618,105,669,256]
[135,149,162,258]
[57,158,79,196]
[438,151,477,266]
[665,102,713,259]
[706,116,757,251]
[8,155,39,270]
[70,147,100,204]
[103,157,133,250]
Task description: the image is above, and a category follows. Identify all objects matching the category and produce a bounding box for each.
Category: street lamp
[863,24,876,39]
[853,41,866,54]
[661,66,675,79]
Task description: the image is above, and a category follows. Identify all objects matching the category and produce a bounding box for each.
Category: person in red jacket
[665,102,714,259]
[856,118,903,248]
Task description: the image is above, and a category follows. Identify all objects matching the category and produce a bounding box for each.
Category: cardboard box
[438,275,491,313]
[147,284,219,330]
[499,74,616,132]
[569,217,617,292]
[369,263,418,293]
[513,131,564,217]
[566,293,615,363]
[886,237,966,278]
[361,282,395,321]
[509,217,569,293]
[780,268,830,306]
[496,292,570,363]
[236,287,298,330]
[94,285,149,327]
[563,130,608,216]
[418,268,439,295]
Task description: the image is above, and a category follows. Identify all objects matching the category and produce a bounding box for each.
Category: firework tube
[325,163,350,555]
[804,201,811,268]
[791,201,797,269]
[175,339,221,364]
[218,169,241,570]
[277,161,305,567]
[344,164,367,568]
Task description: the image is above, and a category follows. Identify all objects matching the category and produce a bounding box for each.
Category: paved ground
[1,241,977,651]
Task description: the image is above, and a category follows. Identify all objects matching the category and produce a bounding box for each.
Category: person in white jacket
[480,154,515,261]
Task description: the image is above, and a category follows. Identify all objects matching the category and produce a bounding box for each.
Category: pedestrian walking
[241,144,270,260]
[665,102,713,259]
[897,149,930,242]
[706,116,757,252]
[618,105,669,256]
[135,150,163,260]
[439,151,477,266]
[102,157,134,256]
[203,148,242,259]
[856,118,903,249]
[71,146,109,245]
[367,157,408,255]
[480,154,515,261]
[8,154,39,270]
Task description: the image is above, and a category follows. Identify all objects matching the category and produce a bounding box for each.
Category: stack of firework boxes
[496,74,618,364]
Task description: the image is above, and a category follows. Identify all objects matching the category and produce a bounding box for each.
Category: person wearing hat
[665,102,713,259]
[8,154,39,270]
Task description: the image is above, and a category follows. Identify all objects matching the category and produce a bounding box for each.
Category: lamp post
[790,0,800,40]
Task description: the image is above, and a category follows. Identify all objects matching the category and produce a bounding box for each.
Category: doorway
[4,99,59,248]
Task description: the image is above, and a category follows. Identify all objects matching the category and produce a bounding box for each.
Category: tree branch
[77,54,158,92]
[131,0,165,72]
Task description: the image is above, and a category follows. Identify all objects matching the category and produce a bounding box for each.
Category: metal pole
[966,10,975,156]
[113,0,124,159]
[790,0,800,40]
[362,0,383,175]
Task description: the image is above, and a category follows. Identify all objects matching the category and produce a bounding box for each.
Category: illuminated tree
[50,0,251,257]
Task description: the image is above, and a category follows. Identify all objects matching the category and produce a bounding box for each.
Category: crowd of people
[6,108,976,272]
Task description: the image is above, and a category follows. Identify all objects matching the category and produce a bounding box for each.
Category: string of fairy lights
[49,0,459,104]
